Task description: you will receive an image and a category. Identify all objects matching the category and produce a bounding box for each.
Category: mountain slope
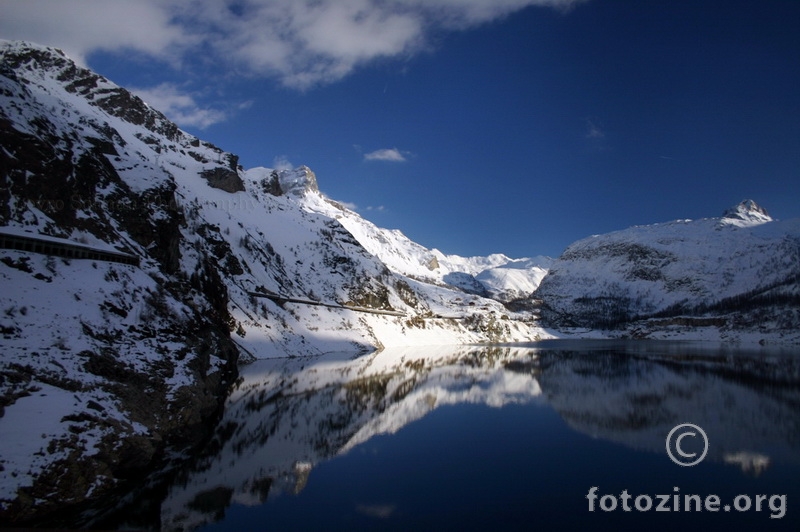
[0,40,547,523]
[535,200,800,338]
[285,184,553,301]
[1,40,243,524]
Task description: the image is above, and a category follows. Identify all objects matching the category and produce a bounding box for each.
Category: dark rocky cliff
[0,41,241,525]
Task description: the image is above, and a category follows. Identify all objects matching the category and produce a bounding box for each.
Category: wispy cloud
[0,0,589,91]
[364,148,409,162]
[586,119,605,139]
[366,205,386,212]
[272,155,295,171]
[131,83,227,129]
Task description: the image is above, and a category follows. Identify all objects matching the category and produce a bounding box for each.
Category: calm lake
[109,340,800,531]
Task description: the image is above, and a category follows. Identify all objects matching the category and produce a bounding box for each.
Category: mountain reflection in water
[151,341,800,531]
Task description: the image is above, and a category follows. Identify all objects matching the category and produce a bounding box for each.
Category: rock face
[0,41,242,525]
[722,199,773,225]
[0,40,248,524]
[276,166,319,196]
[535,200,800,334]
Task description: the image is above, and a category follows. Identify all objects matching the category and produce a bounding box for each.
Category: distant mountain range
[1,40,798,524]
[534,199,800,340]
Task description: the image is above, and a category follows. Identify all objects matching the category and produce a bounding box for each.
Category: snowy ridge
[283,178,553,301]
[0,39,550,363]
[535,200,800,339]
[1,41,246,522]
[720,198,774,227]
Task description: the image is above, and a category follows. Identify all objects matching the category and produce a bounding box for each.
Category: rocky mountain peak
[1,40,175,140]
[278,165,319,196]
[721,199,773,226]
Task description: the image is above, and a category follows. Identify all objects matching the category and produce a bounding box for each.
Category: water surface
[117,341,800,530]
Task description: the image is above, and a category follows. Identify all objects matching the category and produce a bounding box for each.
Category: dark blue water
[148,341,800,531]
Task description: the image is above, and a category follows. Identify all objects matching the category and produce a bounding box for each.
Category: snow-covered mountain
[0,40,549,524]
[280,181,553,302]
[1,40,243,524]
[535,200,800,339]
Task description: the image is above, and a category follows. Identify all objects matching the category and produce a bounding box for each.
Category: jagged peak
[243,166,320,198]
[721,199,773,226]
[0,39,70,62]
[2,39,244,193]
[277,165,319,196]
[1,40,183,143]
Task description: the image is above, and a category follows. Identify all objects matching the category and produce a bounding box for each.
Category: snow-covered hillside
[1,40,243,524]
[535,200,800,339]
[0,40,549,524]
[271,176,553,302]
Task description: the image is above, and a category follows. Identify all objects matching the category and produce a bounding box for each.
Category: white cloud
[131,83,227,129]
[0,0,589,90]
[364,148,409,162]
[0,0,190,66]
[366,205,386,211]
[272,155,295,171]
[340,201,359,211]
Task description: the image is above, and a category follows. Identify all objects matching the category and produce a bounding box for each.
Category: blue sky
[2,0,798,258]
